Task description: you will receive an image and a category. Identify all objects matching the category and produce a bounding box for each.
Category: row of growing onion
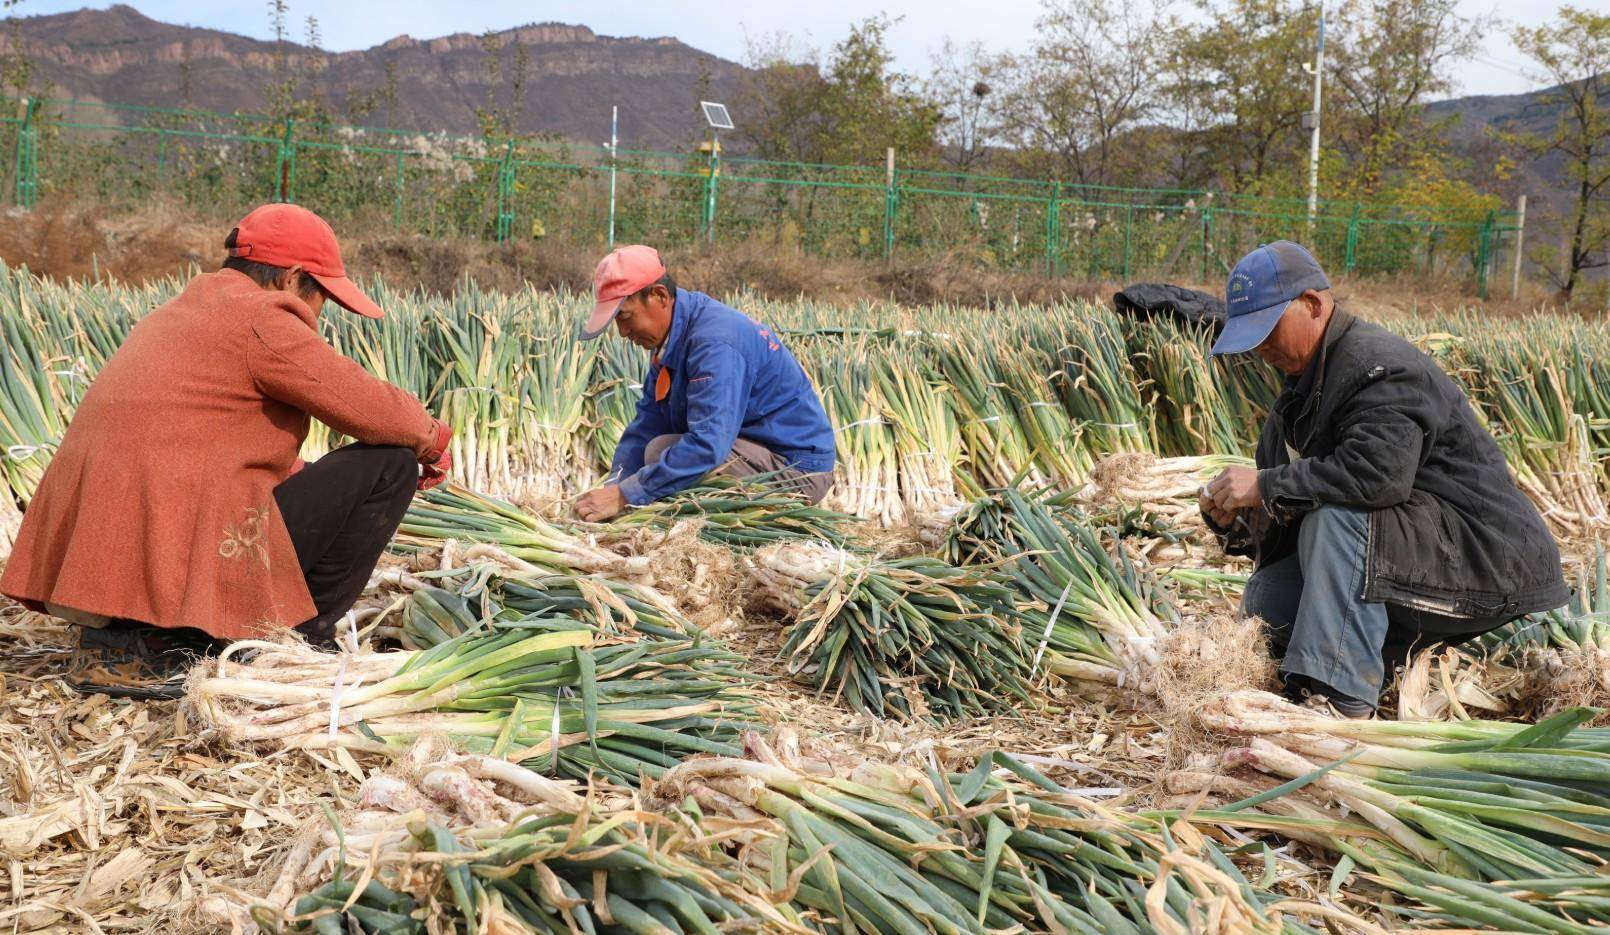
[4,263,1610,537]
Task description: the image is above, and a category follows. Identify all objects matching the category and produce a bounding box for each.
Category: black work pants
[273,443,418,642]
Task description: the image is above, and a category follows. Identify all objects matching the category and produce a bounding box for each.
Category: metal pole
[883,146,895,260]
[1305,2,1326,232]
[1510,194,1527,301]
[607,105,618,248]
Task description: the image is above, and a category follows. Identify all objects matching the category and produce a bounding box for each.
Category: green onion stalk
[274,788,806,934]
[1123,317,1254,458]
[654,739,1339,934]
[1081,452,1253,533]
[872,347,966,517]
[815,336,907,526]
[750,540,1035,722]
[945,488,1179,697]
[188,618,761,787]
[395,568,694,650]
[400,484,646,577]
[1190,689,1610,928]
[936,340,1045,491]
[515,329,602,504]
[600,474,858,551]
[585,334,645,471]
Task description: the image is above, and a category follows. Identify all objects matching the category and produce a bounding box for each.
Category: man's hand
[1198,486,1239,528]
[1205,466,1262,519]
[573,485,628,523]
[419,450,452,491]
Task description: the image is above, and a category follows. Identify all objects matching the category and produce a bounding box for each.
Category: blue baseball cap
[1212,241,1331,355]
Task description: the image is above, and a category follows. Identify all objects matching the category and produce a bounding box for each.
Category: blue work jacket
[613,290,835,505]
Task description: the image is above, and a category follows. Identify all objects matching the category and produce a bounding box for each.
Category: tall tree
[735,17,940,167]
[1324,0,1483,196]
[1510,5,1610,300]
[1165,0,1313,194]
[925,39,1006,173]
[994,0,1176,189]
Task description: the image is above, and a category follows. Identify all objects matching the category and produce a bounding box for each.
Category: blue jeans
[1242,505,1502,709]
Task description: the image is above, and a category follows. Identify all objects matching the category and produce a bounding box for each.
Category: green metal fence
[4,97,1521,294]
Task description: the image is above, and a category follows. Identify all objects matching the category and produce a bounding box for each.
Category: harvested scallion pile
[188,619,759,786]
[749,540,1034,721]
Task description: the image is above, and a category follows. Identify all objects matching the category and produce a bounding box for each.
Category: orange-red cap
[229,203,382,319]
[583,244,666,340]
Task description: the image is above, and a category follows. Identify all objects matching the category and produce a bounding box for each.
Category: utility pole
[607,105,619,248]
[1303,1,1326,231]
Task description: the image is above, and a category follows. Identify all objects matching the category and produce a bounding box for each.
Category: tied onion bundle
[1186,690,1610,929]
[653,738,1343,934]
[188,620,761,786]
[749,540,1034,721]
[602,474,857,551]
[400,485,646,577]
[945,488,1178,696]
[1483,545,1610,653]
[397,567,693,650]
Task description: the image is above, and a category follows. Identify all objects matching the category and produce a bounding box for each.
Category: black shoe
[67,620,220,700]
[1281,673,1375,719]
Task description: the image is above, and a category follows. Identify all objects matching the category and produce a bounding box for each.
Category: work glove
[419,449,452,491]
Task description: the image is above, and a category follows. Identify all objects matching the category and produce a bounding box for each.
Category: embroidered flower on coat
[220,505,272,569]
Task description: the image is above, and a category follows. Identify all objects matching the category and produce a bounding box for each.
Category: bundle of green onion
[400,484,645,577]
[277,788,801,934]
[187,620,760,786]
[396,566,692,650]
[601,474,858,551]
[945,488,1178,697]
[655,740,1344,934]
[1189,689,1610,929]
[749,540,1034,721]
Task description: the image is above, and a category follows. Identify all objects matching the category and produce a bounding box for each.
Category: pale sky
[13,0,1561,100]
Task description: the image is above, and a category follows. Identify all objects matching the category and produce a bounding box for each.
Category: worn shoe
[67,620,220,700]
[1282,674,1375,720]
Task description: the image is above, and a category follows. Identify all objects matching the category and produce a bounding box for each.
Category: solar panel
[700,101,734,130]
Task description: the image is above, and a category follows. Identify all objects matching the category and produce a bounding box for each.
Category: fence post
[1510,194,1527,301]
[495,140,515,243]
[14,97,40,210]
[1123,203,1134,282]
[883,147,896,261]
[1046,182,1061,277]
[1475,209,1496,300]
[393,152,404,230]
[1344,204,1361,274]
[1199,198,1212,284]
[276,118,296,202]
[702,136,720,244]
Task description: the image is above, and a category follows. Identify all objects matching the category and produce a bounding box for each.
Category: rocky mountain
[0,4,747,149]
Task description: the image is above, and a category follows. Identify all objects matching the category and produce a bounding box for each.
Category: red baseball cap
[583,244,666,340]
[229,203,382,318]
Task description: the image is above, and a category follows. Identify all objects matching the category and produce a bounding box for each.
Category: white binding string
[1030,580,1075,678]
[5,444,52,461]
[327,612,361,740]
[834,418,888,433]
[966,416,1001,425]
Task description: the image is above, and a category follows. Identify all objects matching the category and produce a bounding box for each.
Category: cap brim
[1211,298,1291,355]
[309,272,383,319]
[581,297,624,340]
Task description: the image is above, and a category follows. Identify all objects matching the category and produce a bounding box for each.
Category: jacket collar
[655,288,696,365]
[214,268,318,328]
[1289,305,1355,398]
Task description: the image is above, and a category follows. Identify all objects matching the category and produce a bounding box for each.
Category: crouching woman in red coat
[1,204,452,697]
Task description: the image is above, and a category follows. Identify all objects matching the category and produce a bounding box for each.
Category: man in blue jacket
[572,245,836,522]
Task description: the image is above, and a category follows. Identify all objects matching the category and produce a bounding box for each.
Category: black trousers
[273,443,418,642]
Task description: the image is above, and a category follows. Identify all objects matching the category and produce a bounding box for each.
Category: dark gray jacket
[1213,308,1567,620]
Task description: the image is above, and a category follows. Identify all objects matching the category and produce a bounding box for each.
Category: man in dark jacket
[1201,241,1566,716]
